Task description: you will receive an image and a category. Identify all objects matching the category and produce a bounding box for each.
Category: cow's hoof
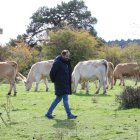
[7,92,11,96]
[46,89,48,92]
[95,91,99,94]
[93,93,98,96]
[14,92,17,96]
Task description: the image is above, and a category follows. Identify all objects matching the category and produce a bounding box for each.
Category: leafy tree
[97,45,122,67]
[95,37,106,48]
[0,46,10,61]
[26,0,97,44]
[7,42,38,74]
[121,43,140,64]
[43,28,97,69]
[6,34,27,47]
[6,39,17,47]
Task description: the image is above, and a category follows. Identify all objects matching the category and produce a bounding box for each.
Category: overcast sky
[0,0,140,45]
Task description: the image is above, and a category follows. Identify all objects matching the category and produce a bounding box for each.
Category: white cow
[80,61,114,91]
[72,59,108,94]
[25,60,54,91]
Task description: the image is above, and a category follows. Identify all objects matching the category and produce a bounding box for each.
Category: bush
[6,42,38,75]
[97,45,122,67]
[117,86,140,109]
[43,28,97,69]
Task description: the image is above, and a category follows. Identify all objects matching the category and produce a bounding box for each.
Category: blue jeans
[47,94,71,116]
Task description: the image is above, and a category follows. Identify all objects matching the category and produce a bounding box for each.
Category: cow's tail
[16,72,27,82]
[102,59,109,85]
[109,62,114,70]
[102,60,108,72]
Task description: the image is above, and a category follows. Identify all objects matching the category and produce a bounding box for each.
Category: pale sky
[0,0,140,45]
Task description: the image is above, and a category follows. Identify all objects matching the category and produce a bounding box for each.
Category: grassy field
[0,80,140,140]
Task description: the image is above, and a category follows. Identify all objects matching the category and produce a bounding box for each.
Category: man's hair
[61,50,70,56]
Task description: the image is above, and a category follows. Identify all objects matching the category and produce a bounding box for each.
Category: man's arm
[49,61,59,82]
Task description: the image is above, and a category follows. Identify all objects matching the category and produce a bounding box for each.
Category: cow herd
[0,59,140,96]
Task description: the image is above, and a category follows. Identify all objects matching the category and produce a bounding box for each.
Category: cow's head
[24,80,32,91]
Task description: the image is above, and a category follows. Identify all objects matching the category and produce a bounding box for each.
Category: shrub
[6,42,38,74]
[43,28,97,69]
[117,86,140,109]
[97,45,122,67]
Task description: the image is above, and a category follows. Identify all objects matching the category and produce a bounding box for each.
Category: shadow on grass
[74,92,111,97]
[12,108,28,111]
[23,90,49,94]
[74,93,93,97]
[94,94,112,97]
[53,119,77,129]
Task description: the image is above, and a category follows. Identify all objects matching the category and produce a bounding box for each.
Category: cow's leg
[107,77,113,89]
[120,76,125,86]
[135,81,137,86]
[110,76,114,89]
[13,82,17,96]
[119,79,122,86]
[102,78,107,94]
[85,81,89,94]
[81,82,86,90]
[8,80,16,96]
[94,80,98,89]
[35,76,41,91]
[114,78,117,86]
[35,82,39,92]
[95,83,101,94]
[106,77,110,89]
[118,75,123,86]
[135,76,138,86]
[44,79,49,91]
[73,80,78,93]
[8,82,12,95]
[73,78,80,93]
[95,80,101,94]
[106,77,111,89]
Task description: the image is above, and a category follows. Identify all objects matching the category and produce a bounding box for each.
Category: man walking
[45,50,77,119]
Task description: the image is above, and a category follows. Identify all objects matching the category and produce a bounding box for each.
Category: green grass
[0,80,140,140]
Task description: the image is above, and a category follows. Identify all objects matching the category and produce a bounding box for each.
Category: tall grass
[0,80,140,140]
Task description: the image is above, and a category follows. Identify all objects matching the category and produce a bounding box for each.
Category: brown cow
[113,63,140,86]
[0,61,26,96]
[107,62,114,89]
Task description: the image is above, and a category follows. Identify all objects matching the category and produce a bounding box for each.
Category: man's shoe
[45,114,54,119]
[68,114,77,119]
